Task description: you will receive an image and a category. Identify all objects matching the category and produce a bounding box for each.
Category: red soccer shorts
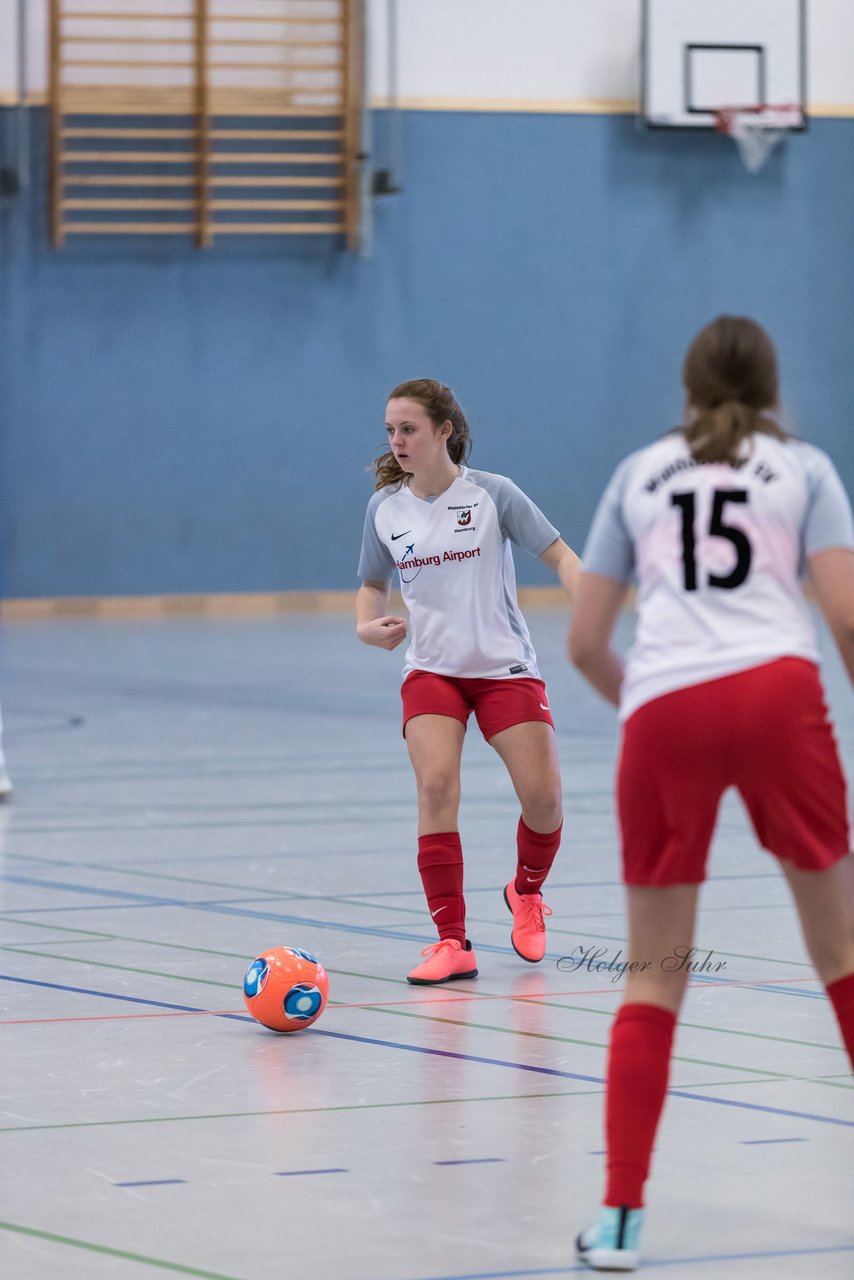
[618,657,850,885]
[401,670,555,741]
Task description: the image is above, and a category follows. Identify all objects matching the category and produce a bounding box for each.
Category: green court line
[5,853,441,921]
[473,982,847,1057]
[4,851,814,969]
[4,938,842,1090]
[361,1004,795,1081]
[0,916,416,988]
[0,1220,246,1279]
[2,946,236,990]
[0,1087,604,1133]
[1,916,843,1057]
[1,1079,797,1136]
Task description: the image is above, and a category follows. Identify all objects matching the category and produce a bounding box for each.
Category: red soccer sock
[417,833,466,944]
[604,1002,677,1210]
[827,971,854,1071]
[514,817,562,895]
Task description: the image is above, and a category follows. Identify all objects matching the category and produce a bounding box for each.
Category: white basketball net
[715,105,803,173]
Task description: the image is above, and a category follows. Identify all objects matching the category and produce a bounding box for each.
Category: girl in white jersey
[568,317,854,1271]
[357,379,580,984]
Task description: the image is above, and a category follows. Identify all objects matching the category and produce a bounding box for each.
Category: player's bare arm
[568,571,627,707]
[355,578,408,650]
[539,537,582,602]
[808,547,854,686]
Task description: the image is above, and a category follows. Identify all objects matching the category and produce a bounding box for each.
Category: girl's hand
[357,616,408,650]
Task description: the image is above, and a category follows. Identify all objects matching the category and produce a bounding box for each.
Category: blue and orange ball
[243,946,329,1033]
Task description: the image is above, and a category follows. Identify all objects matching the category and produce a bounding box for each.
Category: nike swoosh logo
[431,906,447,917]
[391,530,412,541]
[526,876,545,884]
[539,703,550,711]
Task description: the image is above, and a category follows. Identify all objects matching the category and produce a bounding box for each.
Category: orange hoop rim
[714,103,804,135]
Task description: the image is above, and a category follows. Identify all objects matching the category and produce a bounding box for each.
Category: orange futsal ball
[242,946,329,1033]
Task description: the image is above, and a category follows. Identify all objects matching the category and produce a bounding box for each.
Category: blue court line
[113,1179,186,1188]
[1,970,854,1130]
[739,1136,807,1144]
[2,903,167,916]
[274,1168,347,1177]
[398,1244,854,1279]
[313,1029,854,1128]
[333,871,782,898]
[0,873,825,993]
[433,1158,505,1166]
[0,974,202,1013]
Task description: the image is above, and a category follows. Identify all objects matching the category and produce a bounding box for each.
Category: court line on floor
[5,981,850,1092]
[2,974,851,1130]
[0,1088,608,1135]
[0,1218,247,1279]
[314,1028,854,1128]
[399,1243,854,1279]
[3,848,784,893]
[0,873,826,996]
[2,953,841,1087]
[7,864,807,982]
[1,915,840,1055]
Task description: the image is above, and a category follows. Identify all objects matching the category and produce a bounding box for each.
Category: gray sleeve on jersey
[581,456,636,582]
[472,471,560,556]
[357,491,395,582]
[798,444,854,562]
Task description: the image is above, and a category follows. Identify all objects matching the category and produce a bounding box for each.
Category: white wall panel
[0,0,45,102]
[1,0,852,111]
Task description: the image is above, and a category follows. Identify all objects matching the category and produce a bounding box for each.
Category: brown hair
[681,316,787,465]
[373,378,471,490]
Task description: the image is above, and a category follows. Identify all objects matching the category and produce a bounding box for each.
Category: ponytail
[681,317,788,466]
[683,400,784,466]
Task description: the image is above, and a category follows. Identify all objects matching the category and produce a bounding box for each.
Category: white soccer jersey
[358,467,559,679]
[582,433,854,720]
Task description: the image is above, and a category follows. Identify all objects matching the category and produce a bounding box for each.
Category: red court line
[330,975,821,1008]
[0,1008,245,1026]
[1,975,822,1025]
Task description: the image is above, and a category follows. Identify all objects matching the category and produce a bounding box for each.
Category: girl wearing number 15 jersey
[568,317,854,1270]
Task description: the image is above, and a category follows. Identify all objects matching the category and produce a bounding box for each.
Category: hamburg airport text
[396,548,482,570]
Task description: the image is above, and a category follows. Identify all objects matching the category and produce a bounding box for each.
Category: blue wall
[1,108,853,597]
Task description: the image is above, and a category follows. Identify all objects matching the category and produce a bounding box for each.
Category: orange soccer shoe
[504,880,553,963]
[406,938,478,985]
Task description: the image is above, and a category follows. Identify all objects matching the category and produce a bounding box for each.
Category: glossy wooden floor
[1,609,852,1279]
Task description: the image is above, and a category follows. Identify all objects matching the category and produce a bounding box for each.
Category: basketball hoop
[714,104,804,174]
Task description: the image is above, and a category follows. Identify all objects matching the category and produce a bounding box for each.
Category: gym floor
[1,607,852,1279]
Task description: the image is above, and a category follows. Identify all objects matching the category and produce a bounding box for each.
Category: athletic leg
[734,661,854,1067]
[577,883,699,1271]
[489,718,563,837]
[489,720,562,961]
[606,883,700,1204]
[404,714,477,983]
[780,855,854,1068]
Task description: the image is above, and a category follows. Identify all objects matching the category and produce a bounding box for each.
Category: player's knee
[809,936,854,988]
[521,786,563,833]
[416,770,460,814]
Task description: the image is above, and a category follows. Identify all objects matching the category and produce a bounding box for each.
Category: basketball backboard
[641,0,806,129]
